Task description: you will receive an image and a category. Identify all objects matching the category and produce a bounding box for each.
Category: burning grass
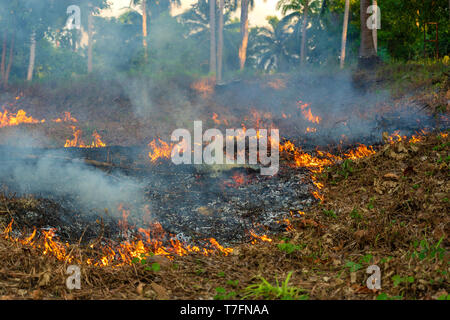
[0,130,447,300]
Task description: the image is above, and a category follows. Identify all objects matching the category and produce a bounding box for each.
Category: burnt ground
[0,63,448,300]
[0,131,448,300]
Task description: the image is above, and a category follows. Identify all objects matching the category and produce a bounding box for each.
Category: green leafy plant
[277,242,304,254]
[376,292,403,300]
[367,197,376,209]
[338,159,354,179]
[345,261,362,272]
[243,272,308,300]
[392,275,414,287]
[322,209,337,219]
[214,287,237,300]
[411,237,446,262]
[345,254,373,273]
[131,254,161,272]
[350,208,362,220]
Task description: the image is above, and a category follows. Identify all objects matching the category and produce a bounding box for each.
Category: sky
[101,0,282,26]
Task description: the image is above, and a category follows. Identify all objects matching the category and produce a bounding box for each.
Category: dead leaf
[151,282,169,300]
[136,282,144,296]
[383,173,399,180]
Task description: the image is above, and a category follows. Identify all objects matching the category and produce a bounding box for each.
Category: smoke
[0,131,144,218]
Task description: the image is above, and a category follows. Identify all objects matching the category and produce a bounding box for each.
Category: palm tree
[249,16,294,72]
[276,0,320,66]
[231,0,255,70]
[210,0,216,75]
[340,0,350,68]
[359,0,378,67]
[180,0,239,75]
[130,0,180,63]
[217,0,224,82]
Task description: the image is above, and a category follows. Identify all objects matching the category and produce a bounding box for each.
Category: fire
[212,113,229,126]
[148,138,173,162]
[64,126,106,148]
[280,140,378,201]
[298,101,321,124]
[249,230,273,244]
[0,109,45,128]
[52,112,78,123]
[191,77,215,98]
[344,144,376,160]
[3,215,234,267]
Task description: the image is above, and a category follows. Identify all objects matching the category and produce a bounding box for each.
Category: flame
[344,144,376,160]
[249,230,273,244]
[52,112,78,123]
[298,101,321,124]
[148,138,173,162]
[191,77,215,98]
[0,109,45,128]
[64,126,106,148]
[2,215,234,267]
[212,113,229,126]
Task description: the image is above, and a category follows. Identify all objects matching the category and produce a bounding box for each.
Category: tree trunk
[372,0,377,53]
[209,0,216,75]
[238,0,249,70]
[359,0,378,68]
[4,33,15,89]
[27,31,36,82]
[340,0,350,69]
[217,0,224,83]
[87,7,93,73]
[142,0,148,63]
[1,30,7,84]
[300,0,309,66]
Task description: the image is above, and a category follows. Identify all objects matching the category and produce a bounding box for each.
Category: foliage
[243,271,308,300]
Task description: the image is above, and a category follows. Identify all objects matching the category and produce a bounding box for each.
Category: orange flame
[0,109,45,128]
[64,126,106,148]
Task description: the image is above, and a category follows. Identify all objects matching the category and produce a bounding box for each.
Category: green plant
[367,197,376,209]
[350,208,362,220]
[376,292,403,300]
[131,254,161,272]
[345,254,373,273]
[243,272,308,300]
[214,287,237,300]
[345,261,362,272]
[411,237,446,262]
[322,209,337,219]
[392,275,414,287]
[227,280,239,287]
[338,159,354,179]
[277,242,304,254]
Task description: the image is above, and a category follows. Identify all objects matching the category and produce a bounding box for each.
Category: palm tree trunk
[87,7,93,73]
[27,31,36,82]
[359,0,377,67]
[300,0,309,66]
[217,0,224,83]
[238,0,249,70]
[340,0,350,69]
[1,30,7,84]
[209,0,216,75]
[4,33,14,89]
[142,0,148,63]
[372,0,377,53]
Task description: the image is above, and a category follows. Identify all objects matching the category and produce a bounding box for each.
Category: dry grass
[0,131,448,300]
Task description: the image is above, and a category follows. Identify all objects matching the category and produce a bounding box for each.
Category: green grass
[243,272,308,300]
